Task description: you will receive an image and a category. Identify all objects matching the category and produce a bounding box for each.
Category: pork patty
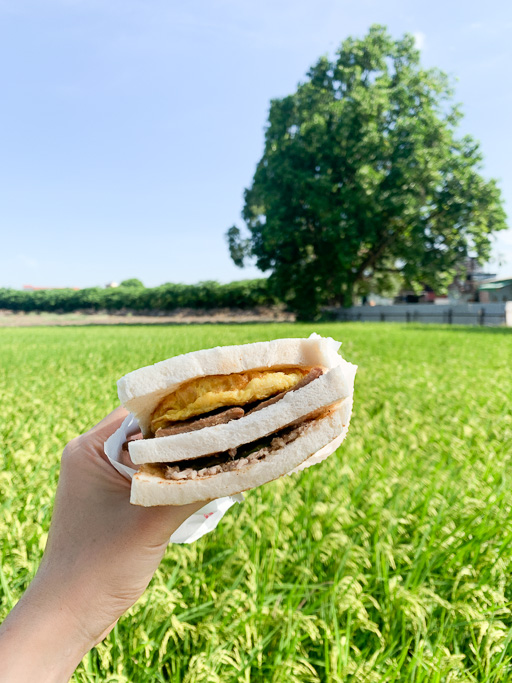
[155,406,245,437]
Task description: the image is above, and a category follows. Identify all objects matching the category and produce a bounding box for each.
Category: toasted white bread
[288,406,351,475]
[117,335,346,436]
[130,409,345,506]
[128,362,355,464]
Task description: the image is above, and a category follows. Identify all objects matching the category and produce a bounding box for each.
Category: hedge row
[0,280,278,313]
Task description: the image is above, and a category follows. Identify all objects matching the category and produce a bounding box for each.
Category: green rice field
[1,323,512,682]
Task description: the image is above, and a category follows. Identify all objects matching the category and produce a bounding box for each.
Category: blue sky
[1,0,511,289]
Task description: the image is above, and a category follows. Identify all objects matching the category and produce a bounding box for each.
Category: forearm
[0,403,208,683]
[0,500,205,683]
[0,579,94,683]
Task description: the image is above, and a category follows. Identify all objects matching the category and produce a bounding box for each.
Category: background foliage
[0,280,276,314]
[1,323,512,681]
[227,26,508,319]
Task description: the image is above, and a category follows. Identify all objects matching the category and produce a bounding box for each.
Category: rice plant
[1,323,511,681]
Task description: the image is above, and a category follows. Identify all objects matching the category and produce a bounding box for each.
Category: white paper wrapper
[104,414,244,544]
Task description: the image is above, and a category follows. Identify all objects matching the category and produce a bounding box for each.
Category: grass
[1,322,512,682]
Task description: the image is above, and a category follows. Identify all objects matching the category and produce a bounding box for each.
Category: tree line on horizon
[0,280,277,314]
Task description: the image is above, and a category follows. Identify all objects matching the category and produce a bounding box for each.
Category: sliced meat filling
[150,366,312,432]
[152,366,324,438]
[245,366,323,416]
[155,407,244,437]
[160,416,316,480]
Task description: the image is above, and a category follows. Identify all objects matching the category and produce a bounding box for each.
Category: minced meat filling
[162,419,313,480]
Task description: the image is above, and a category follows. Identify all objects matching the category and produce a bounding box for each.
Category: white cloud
[413,31,426,50]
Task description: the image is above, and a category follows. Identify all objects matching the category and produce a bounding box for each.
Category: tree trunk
[341,283,354,308]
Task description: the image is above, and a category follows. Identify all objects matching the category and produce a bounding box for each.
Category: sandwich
[117,334,357,506]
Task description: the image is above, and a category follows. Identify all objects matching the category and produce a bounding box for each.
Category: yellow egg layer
[150,367,309,432]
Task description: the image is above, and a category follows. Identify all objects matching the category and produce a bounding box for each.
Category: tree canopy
[227,25,507,319]
[119,278,145,288]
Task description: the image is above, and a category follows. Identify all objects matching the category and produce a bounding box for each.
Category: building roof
[478,277,512,291]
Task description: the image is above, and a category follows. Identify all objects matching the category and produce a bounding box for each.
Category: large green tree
[227,25,507,319]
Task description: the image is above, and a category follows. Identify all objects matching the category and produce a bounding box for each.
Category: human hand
[0,407,205,682]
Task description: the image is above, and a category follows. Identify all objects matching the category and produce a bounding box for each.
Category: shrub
[0,280,276,313]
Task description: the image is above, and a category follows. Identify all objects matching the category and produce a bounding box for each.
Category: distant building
[391,258,496,305]
[23,285,80,290]
[447,257,496,303]
[478,277,512,303]
[365,293,394,306]
[105,282,119,288]
[394,285,436,304]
